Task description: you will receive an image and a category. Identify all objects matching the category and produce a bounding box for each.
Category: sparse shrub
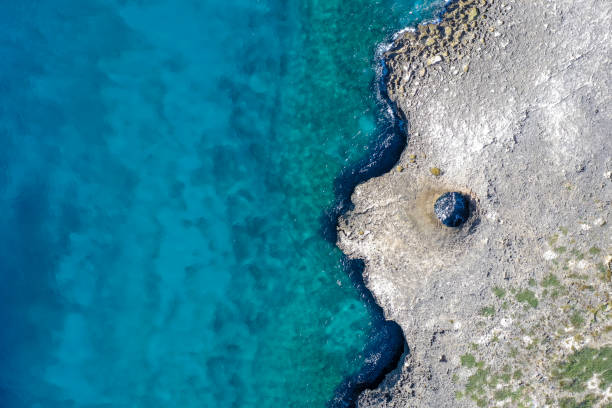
[515,289,538,308]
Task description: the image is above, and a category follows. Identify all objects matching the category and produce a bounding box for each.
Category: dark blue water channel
[0,1,446,406]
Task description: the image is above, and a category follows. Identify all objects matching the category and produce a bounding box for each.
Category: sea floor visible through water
[0,1,445,407]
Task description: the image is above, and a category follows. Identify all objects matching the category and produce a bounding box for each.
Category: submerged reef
[337,0,612,406]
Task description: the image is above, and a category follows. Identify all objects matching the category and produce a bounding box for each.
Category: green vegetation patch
[461,353,477,368]
[571,248,584,260]
[588,246,601,255]
[570,311,586,328]
[515,289,538,308]
[493,287,506,299]
[596,262,611,281]
[491,372,511,385]
[542,273,561,287]
[494,387,521,402]
[480,306,495,317]
[559,394,601,408]
[465,367,490,395]
[553,346,612,392]
[549,234,559,246]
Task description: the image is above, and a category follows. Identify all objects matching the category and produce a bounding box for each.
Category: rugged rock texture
[338,0,612,406]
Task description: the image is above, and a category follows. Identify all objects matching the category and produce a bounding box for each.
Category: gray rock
[338,0,612,406]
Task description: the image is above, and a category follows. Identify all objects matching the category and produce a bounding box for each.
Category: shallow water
[0,1,445,406]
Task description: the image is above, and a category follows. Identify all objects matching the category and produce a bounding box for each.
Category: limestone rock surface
[338,0,612,406]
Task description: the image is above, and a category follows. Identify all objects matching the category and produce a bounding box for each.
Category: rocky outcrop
[339,0,612,406]
[385,0,494,102]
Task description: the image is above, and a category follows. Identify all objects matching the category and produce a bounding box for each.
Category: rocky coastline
[338,0,612,406]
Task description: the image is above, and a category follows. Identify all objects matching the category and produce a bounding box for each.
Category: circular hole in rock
[434,192,469,227]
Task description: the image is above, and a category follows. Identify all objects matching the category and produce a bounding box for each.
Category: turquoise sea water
[0,1,445,407]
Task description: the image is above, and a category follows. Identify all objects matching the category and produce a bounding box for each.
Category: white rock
[427,55,442,65]
[543,250,557,260]
[577,260,591,269]
[594,218,606,227]
[586,375,600,391]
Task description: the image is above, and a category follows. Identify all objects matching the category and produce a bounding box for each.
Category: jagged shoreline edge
[323,55,408,407]
[324,1,462,406]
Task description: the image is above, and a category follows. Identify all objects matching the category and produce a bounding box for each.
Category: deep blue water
[0,1,444,407]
